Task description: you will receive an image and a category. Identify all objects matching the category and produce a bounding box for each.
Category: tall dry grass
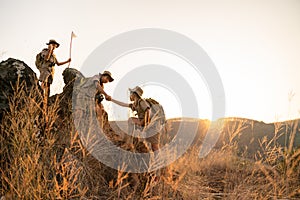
[170,118,300,199]
[0,82,184,199]
[1,82,300,199]
[0,82,88,199]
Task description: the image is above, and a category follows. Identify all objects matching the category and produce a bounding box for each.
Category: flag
[71,31,77,39]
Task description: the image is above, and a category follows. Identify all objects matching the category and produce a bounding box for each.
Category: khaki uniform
[130,99,161,144]
[73,74,101,111]
[73,74,108,129]
[130,99,150,123]
[38,48,57,84]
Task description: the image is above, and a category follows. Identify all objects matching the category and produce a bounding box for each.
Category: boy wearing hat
[73,71,114,129]
[94,71,114,128]
[91,70,114,101]
[109,86,160,151]
[36,39,71,98]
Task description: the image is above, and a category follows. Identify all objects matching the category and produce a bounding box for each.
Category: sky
[1,0,300,123]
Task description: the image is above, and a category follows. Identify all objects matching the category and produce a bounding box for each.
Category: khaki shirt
[130,99,150,121]
[74,74,101,98]
[38,49,58,83]
[40,48,58,69]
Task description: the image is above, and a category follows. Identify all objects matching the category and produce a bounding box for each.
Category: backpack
[35,51,44,70]
[144,98,166,125]
[35,49,56,70]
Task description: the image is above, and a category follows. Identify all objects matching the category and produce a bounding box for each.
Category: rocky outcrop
[0,58,39,121]
[0,58,144,151]
[49,68,84,118]
[0,58,84,122]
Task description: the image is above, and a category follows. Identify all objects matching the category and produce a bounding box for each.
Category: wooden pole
[67,31,76,68]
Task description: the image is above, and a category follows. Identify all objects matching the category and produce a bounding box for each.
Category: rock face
[0,58,85,121]
[0,58,39,121]
[49,68,84,118]
[62,68,84,93]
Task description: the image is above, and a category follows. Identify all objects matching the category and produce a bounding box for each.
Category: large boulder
[49,68,84,119]
[0,58,39,121]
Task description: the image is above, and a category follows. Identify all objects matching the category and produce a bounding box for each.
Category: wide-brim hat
[102,70,114,82]
[46,39,60,48]
[129,86,143,97]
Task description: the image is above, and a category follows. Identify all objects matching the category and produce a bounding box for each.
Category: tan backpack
[144,98,166,125]
[35,49,47,69]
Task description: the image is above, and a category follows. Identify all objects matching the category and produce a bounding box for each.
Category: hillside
[111,117,300,158]
[1,58,300,199]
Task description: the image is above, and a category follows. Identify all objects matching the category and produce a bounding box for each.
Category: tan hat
[102,71,114,82]
[129,86,143,97]
[46,39,60,48]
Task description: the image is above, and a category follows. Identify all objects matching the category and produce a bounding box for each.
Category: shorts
[39,67,54,84]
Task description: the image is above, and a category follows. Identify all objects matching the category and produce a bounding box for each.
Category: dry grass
[171,118,300,199]
[0,82,88,199]
[1,82,300,199]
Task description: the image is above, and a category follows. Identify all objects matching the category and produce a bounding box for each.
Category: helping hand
[105,95,112,101]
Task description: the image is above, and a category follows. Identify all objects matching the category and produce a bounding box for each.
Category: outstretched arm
[57,58,71,66]
[111,98,130,107]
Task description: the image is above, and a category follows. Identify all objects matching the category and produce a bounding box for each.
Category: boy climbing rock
[36,39,71,100]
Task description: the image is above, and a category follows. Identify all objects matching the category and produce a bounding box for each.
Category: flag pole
[67,31,76,68]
